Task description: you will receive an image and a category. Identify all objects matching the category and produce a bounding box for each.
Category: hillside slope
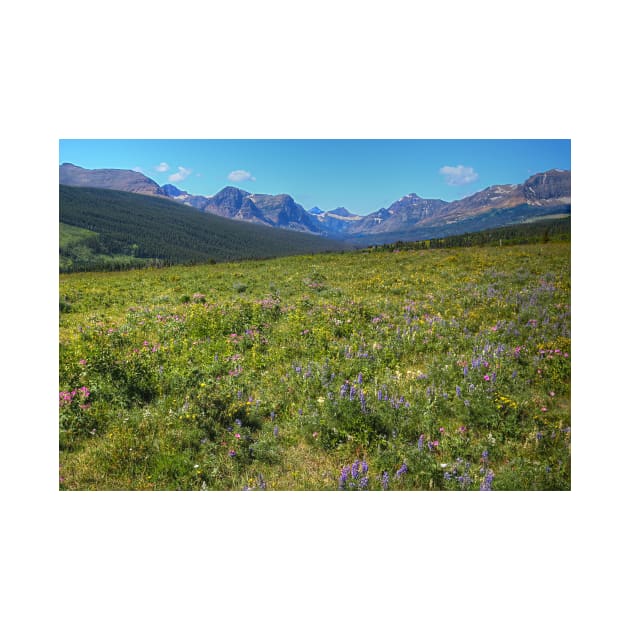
[59,185,348,271]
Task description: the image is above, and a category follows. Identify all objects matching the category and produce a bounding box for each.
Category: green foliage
[59,243,570,490]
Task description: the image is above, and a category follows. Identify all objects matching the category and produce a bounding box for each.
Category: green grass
[59,223,99,247]
[59,242,570,490]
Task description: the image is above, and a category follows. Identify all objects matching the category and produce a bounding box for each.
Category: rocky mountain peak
[59,163,165,196]
[523,169,571,201]
[328,207,354,217]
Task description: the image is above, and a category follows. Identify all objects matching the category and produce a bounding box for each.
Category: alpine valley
[60,163,570,247]
[59,156,572,492]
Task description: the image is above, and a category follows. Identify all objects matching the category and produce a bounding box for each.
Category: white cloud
[168,166,193,183]
[228,169,256,183]
[439,165,479,186]
[154,162,170,172]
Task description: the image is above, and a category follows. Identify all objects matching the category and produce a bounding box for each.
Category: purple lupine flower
[235,418,242,427]
[359,476,369,489]
[339,465,350,489]
[377,389,383,401]
[395,462,408,478]
[456,385,462,397]
[340,382,348,398]
[480,470,494,491]
[359,390,367,412]
[381,471,390,490]
[349,385,357,401]
[351,460,360,479]
[273,425,279,437]
[357,372,363,384]
[481,450,488,463]
[361,460,368,475]
[418,434,424,450]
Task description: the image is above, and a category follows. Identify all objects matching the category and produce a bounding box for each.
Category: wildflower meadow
[59,242,570,490]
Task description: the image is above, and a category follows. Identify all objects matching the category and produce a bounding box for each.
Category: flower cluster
[59,386,90,408]
[338,459,369,490]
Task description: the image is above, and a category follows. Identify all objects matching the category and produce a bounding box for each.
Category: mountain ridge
[59,163,570,243]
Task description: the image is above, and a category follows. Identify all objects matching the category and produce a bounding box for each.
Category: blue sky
[59,139,570,215]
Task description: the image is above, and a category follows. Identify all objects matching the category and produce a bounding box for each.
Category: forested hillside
[59,185,347,272]
[373,216,570,252]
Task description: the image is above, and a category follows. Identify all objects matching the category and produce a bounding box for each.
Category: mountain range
[60,163,570,244]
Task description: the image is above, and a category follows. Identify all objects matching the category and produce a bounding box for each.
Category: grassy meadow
[59,242,570,490]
